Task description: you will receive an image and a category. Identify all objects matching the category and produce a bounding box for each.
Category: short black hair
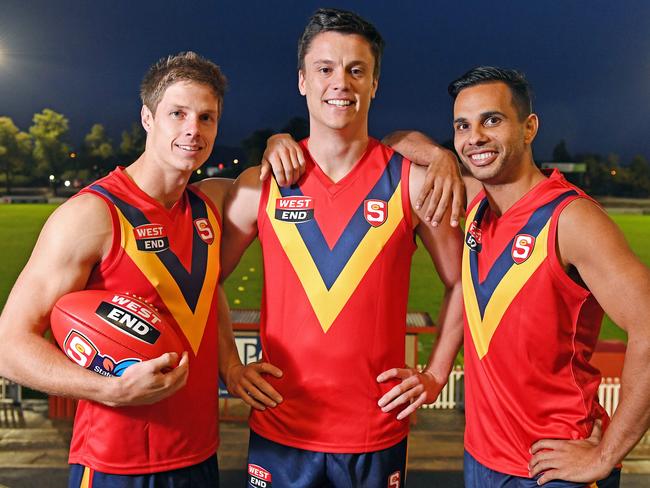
[448,66,533,120]
[297,8,385,79]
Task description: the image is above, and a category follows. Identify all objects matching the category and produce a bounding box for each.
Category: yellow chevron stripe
[116,208,220,355]
[267,180,403,333]
[463,207,550,359]
[80,466,91,488]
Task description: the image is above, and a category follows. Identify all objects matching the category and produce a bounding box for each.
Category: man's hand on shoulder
[260,133,306,186]
[383,130,465,228]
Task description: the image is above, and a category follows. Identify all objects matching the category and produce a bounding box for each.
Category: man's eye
[485,116,501,126]
[200,114,213,122]
[170,111,183,119]
[351,68,363,76]
[455,123,469,131]
[318,67,331,74]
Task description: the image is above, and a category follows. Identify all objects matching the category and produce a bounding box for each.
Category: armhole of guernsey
[188,185,223,233]
[257,176,272,236]
[83,189,124,275]
[546,195,592,298]
[400,155,414,230]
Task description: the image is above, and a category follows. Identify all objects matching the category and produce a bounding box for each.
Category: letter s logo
[388,471,401,488]
[364,199,388,227]
[65,333,97,368]
[194,218,215,245]
[512,234,535,264]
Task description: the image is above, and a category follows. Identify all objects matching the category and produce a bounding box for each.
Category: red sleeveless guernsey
[252,138,416,452]
[462,169,609,476]
[68,167,221,474]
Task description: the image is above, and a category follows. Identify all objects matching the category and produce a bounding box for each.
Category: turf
[1,205,647,362]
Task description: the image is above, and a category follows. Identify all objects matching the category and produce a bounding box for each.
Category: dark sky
[1,0,648,162]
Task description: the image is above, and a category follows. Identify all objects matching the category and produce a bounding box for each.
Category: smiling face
[453,82,538,185]
[298,31,378,135]
[141,80,219,174]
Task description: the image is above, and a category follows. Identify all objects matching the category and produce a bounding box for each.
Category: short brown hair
[140,51,227,116]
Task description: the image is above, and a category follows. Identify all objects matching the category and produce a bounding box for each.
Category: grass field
[2,205,647,362]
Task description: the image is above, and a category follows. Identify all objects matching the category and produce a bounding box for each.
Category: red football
[50,290,184,377]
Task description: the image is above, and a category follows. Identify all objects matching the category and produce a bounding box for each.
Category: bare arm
[0,195,188,406]
[218,167,284,408]
[382,130,466,228]
[530,199,650,484]
[377,164,464,420]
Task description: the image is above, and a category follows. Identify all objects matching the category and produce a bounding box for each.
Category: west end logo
[364,199,387,227]
[275,196,314,223]
[95,295,163,345]
[248,464,272,487]
[133,223,169,252]
[194,217,215,245]
[512,234,536,264]
[465,220,482,252]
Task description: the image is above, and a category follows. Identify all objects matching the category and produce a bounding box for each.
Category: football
[50,290,184,377]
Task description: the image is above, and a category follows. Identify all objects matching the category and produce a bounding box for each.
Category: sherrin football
[50,290,184,377]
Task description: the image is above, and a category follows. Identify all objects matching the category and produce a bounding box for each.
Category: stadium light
[64,180,71,187]
[49,174,55,181]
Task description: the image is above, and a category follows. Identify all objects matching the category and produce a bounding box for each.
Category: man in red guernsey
[0,51,289,487]
[218,8,464,488]
[382,67,650,487]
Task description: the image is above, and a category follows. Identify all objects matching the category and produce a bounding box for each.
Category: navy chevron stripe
[470,190,577,318]
[90,184,208,311]
[279,152,403,289]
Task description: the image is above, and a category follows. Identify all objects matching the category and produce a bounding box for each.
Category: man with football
[0,51,232,487]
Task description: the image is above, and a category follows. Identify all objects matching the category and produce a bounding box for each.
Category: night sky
[1,0,648,162]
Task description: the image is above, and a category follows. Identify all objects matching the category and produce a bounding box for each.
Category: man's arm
[0,195,188,406]
[530,199,650,484]
[377,164,464,420]
[382,130,468,227]
[218,167,284,409]
[262,132,464,228]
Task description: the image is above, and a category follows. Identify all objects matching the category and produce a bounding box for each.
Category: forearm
[423,282,463,381]
[597,336,650,466]
[383,131,450,167]
[216,286,244,385]
[0,329,113,402]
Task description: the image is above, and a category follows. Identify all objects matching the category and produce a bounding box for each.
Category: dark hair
[448,66,533,120]
[297,8,385,79]
[140,51,227,116]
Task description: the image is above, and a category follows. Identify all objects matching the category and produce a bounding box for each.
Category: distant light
[197,169,202,175]
[69,152,77,159]
[610,169,617,176]
[233,159,239,164]
[49,174,55,181]
[218,163,224,170]
[64,180,71,187]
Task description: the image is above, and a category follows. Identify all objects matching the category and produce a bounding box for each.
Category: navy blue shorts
[68,454,219,487]
[247,431,407,488]
[464,450,620,488]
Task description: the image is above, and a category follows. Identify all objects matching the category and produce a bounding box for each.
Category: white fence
[418,366,622,417]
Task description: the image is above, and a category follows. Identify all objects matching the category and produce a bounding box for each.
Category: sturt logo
[275,196,314,223]
[133,223,169,252]
[95,296,163,344]
[63,330,140,377]
[512,234,535,264]
[364,199,387,227]
[194,218,215,245]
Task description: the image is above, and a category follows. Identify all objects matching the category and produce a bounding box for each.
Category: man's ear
[141,105,154,133]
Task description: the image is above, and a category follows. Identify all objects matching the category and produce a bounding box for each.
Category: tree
[0,117,32,194]
[552,140,572,162]
[29,109,70,193]
[241,128,275,169]
[83,123,115,178]
[280,117,309,141]
[119,122,146,164]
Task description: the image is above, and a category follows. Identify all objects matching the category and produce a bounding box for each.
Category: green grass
[1,205,647,362]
